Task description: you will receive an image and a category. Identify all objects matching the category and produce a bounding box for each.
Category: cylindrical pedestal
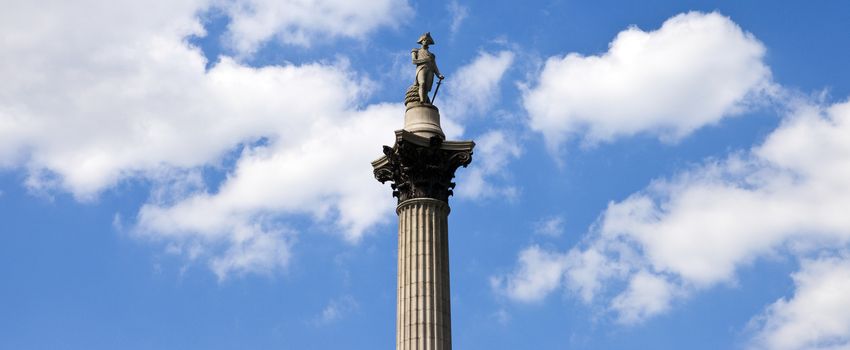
[404,105,445,140]
[396,198,452,350]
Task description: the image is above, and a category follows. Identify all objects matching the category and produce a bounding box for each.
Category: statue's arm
[411,49,434,65]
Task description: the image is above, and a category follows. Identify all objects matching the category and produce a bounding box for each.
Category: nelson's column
[371,32,474,350]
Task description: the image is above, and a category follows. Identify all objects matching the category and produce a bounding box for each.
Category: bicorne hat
[417,32,435,45]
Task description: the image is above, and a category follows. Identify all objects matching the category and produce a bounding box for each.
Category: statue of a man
[411,32,444,105]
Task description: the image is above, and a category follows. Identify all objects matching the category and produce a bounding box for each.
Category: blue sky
[2,1,850,349]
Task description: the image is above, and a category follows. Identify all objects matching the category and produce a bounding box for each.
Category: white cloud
[135,103,400,243]
[0,0,405,277]
[0,0,388,198]
[522,12,774,149]
[442,50,515,125]
[455,129,521,200]
[594,99,850,286]
[498,11,850,325]
[447,1,469,36]
[563,247,623,303]
[491,245,569,303]
[750,255,850,350]
[495,98,850,323]
[610,271,675,324]
[209,225,293,280]
[220,0,411,55]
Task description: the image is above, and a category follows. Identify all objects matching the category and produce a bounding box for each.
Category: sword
[431,76,444,104]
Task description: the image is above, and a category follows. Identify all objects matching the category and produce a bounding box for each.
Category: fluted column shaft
[396,198,451,350]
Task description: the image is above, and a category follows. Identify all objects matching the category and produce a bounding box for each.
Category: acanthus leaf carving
[373,135,473,203]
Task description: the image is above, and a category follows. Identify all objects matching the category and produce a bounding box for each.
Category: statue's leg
[424,74,433,93]
[417,72,429,104]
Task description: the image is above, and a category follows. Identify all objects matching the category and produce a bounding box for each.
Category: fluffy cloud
[0,0,402,197]
[499,12,850,328]
[220,0,412,55]
[0,0,407,277]
[491,245,569,303]
[750,255,850,350]
[136,103,400,244]
[523,12,774,149]
[442,51,515,124]
[495,99,850,325]
[610,271,675,324]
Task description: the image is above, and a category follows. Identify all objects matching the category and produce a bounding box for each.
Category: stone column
[396,198,451,350]
[372,105,474,350]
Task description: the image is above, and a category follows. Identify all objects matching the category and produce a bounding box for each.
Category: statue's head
[417,32,435,46]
